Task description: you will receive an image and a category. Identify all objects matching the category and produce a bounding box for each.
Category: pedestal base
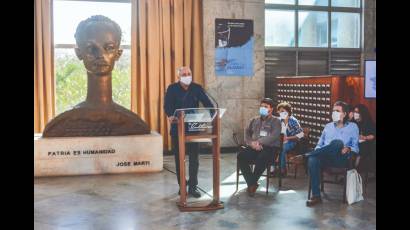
[34,132,163,177]
[176,200,224,212]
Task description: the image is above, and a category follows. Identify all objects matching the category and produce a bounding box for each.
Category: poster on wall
[215,18,254,76]
[364,60,376,98]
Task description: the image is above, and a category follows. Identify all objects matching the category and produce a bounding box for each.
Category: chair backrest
[303,127,310,139]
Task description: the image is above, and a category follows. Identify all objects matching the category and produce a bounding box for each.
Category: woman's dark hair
[354,104,374,124]
[277,102,292,116]
[333,101,349,123]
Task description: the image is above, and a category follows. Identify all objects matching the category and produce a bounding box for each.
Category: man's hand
[167,116,178,124]
[341,147,351,155]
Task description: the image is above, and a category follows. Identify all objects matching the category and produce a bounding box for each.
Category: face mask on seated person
[280,111,288,120]
[353,112,360,121]
[332,111,342,122]
[259,107,269,117]
[180,75,192,85]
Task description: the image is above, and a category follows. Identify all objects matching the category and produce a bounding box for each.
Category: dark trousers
[171,135,199,188]
[237,146,277,187]
[307,140,350,197]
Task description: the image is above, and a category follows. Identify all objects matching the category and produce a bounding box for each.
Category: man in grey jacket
[237,98,282,196]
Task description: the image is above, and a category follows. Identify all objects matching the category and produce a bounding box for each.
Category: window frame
[265,0,362,50]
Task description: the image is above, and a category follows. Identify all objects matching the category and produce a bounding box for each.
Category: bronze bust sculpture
[43,15,150,137]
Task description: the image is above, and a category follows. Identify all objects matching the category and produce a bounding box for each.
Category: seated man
[305,101,359,206]
[237,98,281,197]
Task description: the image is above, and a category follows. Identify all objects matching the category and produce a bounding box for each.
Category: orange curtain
[34,0,55,133]
[131,0,204,150]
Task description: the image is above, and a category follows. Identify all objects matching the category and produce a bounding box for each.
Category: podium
[173,108,226,212]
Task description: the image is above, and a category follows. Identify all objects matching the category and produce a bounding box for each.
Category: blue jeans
[307,140,350,197]
[275,141,297,169]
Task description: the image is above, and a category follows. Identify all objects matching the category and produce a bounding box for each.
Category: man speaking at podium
[164,66,215,198]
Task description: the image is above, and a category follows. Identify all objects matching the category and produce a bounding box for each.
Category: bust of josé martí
[43,15,150,137]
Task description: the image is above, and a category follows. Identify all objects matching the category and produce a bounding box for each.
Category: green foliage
[55,49,131,114]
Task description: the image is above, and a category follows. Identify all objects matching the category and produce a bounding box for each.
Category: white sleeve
[296,132,304,139]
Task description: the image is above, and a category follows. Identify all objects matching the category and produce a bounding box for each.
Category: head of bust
[74,15,123,76]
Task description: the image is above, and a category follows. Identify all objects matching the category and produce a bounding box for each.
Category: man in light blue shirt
[305,101,359,207]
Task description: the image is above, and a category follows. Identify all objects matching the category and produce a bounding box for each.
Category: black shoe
[188,186,201,198]
[306,196,322,207]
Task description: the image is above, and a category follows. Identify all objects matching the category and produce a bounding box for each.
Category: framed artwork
[215,19,253,76]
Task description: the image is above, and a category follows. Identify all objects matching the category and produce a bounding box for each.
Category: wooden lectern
[174,108,225,212]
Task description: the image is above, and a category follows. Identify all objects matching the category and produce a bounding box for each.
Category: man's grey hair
[176,66,191,76]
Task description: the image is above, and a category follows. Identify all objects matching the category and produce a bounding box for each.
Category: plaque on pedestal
[34,131,163,177]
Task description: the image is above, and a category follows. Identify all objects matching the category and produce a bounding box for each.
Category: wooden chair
[308,154,361,203]
[286,127,311,179]
[234,133,284,194]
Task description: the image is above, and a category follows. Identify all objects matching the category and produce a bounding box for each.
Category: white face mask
[279,111,288,120]
[353,112,360,121]
[332,111,341,122]
[180,75,192,85]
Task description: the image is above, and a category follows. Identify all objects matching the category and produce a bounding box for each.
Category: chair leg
[294,164,298,179]
[278,167,282,189]
[266,164,270,194]
[308,173,312,200]
[320,170,324,192]
[343,170,347,203]
[236,161,239,192]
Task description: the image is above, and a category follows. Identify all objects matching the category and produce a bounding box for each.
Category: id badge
[260,130,268,137]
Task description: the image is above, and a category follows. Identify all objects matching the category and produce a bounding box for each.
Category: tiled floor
[34,153,376,230]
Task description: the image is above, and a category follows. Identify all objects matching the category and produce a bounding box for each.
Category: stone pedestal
[34,132,163,177]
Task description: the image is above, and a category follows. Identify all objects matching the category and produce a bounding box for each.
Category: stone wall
[363,0,376,63]
[202,0,265,147]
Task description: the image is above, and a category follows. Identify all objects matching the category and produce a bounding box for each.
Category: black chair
[308,154,361,203]
[234,133,284,194]
[357,140,376,194]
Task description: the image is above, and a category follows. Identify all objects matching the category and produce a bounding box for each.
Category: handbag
[346,169,364,205]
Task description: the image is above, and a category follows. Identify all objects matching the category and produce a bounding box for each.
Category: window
[265,0,361,48]
[332,0,360,8]
[53,0,131,115]
[265,0,295,4]
[265,10,295,47]
[298,11,328,47]
[299,0,328,6]
[331,12,360,48]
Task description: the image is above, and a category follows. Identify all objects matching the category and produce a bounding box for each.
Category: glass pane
[331,12,360,48]
[54,48,131,114]
[332,0,360,8]
[265,0,295,4]
[299,0,328,6]
[298,11,328,47]
[265,10,295,47]
[53,0,131,45]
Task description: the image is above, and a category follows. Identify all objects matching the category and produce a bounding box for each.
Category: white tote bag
[346,169,364,205]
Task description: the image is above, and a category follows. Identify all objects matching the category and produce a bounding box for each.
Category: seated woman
[347,104,355,122]
[273,102,304,177]
[353,104,376,174]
